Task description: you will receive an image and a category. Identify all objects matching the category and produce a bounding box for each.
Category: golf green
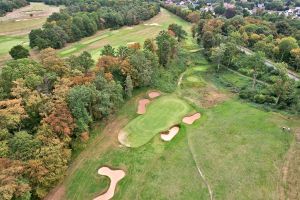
[121,95,192,147]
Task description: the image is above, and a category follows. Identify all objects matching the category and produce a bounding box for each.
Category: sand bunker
[118,130,131,147]
[161,126,180,141]
[182,113,201,125]
[137,99,150,114]
[93,167,125,200]
[144,23,161,26]
[126,42,136,45]
[148,91,161,99]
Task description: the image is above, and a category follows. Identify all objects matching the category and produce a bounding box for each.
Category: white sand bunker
[182,113,201,125]
[126,42,136,45]
[118,130,131,147]
[93,167,125,200]
[161,126,180,141]
[137,99,150,114]
[144,23,161,26]
[148,91,161,99]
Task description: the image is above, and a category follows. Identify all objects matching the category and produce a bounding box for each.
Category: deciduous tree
[9,45,30,60]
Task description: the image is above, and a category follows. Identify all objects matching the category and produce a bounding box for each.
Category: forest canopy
[29,0,160,49]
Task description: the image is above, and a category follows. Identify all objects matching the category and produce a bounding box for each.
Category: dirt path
[177,72,185,86]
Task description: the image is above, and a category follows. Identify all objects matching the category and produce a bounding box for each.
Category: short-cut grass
[122,95,192,147]
[58,8,191,59]
[0,35,28,57]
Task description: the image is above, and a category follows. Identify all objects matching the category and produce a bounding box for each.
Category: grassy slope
[187,100,292,199]
[58,8,191,60]
[123,95,192,147]
[179,59,298,199]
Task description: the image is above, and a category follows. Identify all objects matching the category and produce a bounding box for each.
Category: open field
[0,3,61,35]
[122,95,192,147]
[187,99,294,199]
[0,3,60,65]
[58,8,192,60]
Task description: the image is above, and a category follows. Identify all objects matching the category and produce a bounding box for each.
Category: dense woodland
[0,15,188,198]
[29,0,160,49]
[162,2,300,113]
[0,0,29,16]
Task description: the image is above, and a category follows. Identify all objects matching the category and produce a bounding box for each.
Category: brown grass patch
[181,86,229,108]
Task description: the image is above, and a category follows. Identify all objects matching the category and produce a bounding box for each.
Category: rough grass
[123,95,192,147]
[58,8,191,59]
[187,99,293,199]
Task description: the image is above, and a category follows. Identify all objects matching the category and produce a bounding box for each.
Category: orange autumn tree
[43,102,75,137]
[40,48,70,77]
[0,99,27,130]
[0,158,31,200]
[96,55,118,80]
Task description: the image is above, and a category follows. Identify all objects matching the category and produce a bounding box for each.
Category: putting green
[121,95,192,147]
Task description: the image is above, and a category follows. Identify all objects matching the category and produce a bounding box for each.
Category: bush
[254,94,266,104]
[9,45,30,59]
[239,88,255,99]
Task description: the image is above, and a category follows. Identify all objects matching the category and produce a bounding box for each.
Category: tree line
[0,0,28,16]
[29,0,160,49]
[0,23,187,199]
[193,16,300,112]
[161,3,300,112]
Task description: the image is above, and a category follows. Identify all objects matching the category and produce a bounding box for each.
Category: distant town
[164,0,300,19]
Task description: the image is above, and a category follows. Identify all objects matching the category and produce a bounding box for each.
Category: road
[238,46,300,81]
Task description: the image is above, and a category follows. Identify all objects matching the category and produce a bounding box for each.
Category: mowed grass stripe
[124,95,192,147]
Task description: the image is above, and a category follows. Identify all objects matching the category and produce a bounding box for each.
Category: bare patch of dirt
[44,185,66,200]
[0,3,60,22]
[182,86,229,108]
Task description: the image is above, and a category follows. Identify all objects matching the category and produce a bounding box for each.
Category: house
[224,3,235,9]
[165,0,174,4]
[257,3,265,9]
[295,7,300,16]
